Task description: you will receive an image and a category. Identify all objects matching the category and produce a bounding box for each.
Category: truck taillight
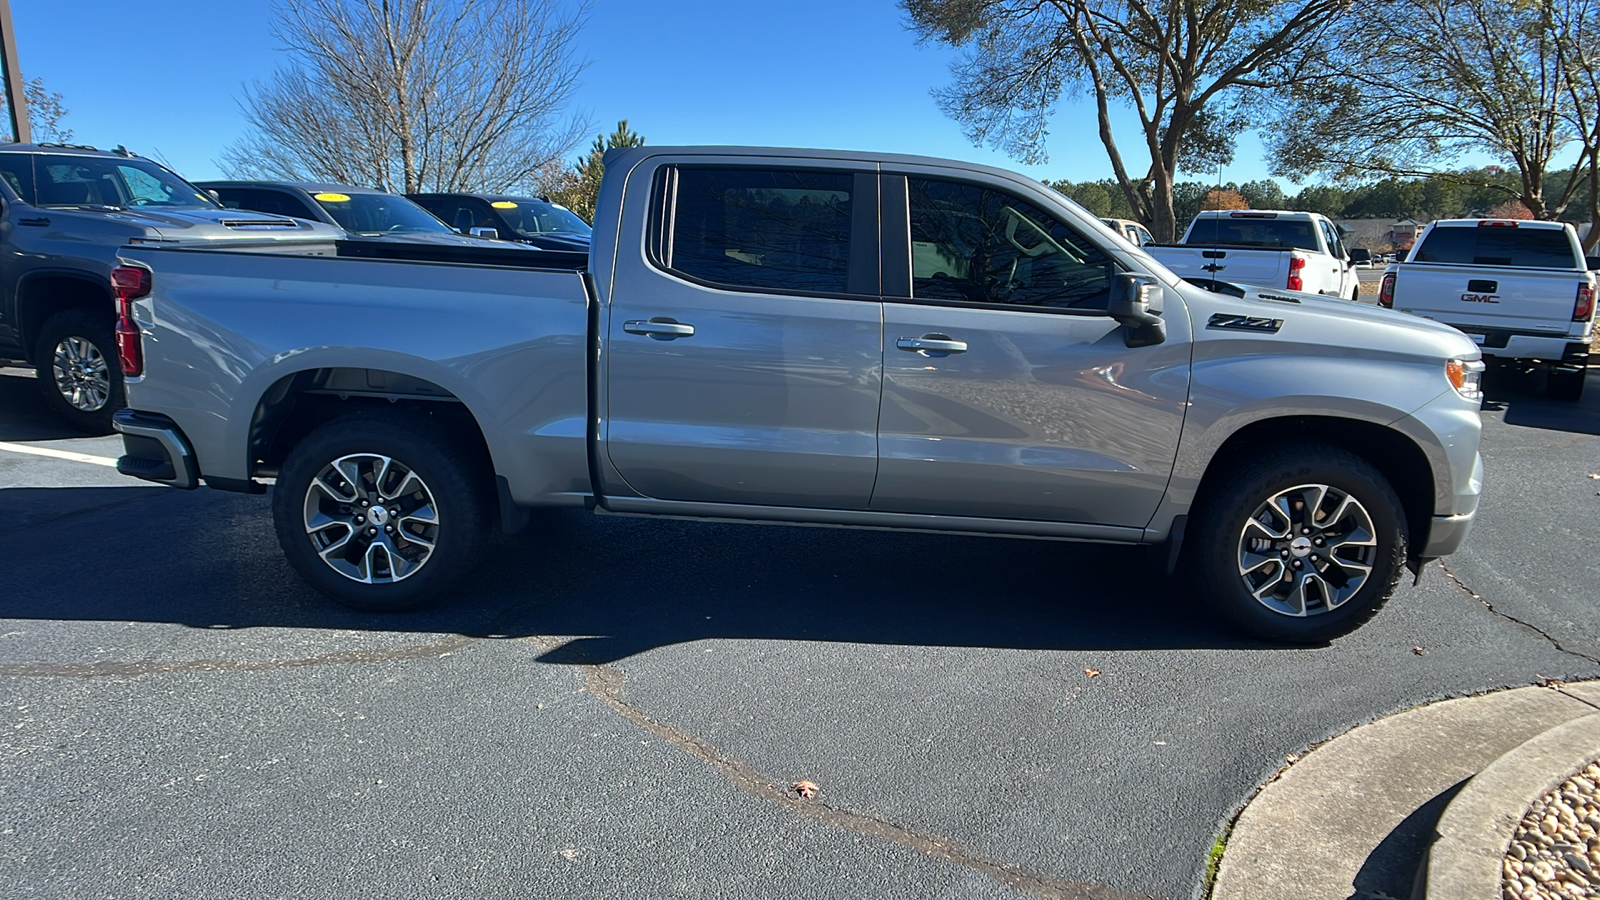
[1378,272,1396,308]
[111,266,151,377]
[1287,255,1306,292]
[1577,282,1595,322]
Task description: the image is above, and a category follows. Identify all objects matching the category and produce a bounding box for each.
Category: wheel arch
[1189,415,1436,557]
[15,269,113,364]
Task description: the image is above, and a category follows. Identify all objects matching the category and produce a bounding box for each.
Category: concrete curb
[1422,712,1600,900]
[1211,681,1600,900]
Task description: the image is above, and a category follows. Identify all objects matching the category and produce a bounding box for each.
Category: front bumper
[1419,451,1483,558]
[112,408,198,490]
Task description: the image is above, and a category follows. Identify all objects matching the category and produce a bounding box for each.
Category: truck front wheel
[34,309,123,434]
[272,412,493,611]
[1188,444,1408,643]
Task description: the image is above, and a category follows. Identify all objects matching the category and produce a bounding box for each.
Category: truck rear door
[602,161,884,509]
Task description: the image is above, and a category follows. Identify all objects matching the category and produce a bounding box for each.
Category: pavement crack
[527,635,1159,900]
[0,634,477,678]
[1436,560,1600,668]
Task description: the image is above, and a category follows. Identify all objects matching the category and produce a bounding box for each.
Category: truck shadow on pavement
[0,486,1270,658]
[1485,367,1600,436]
[0,371,94,442]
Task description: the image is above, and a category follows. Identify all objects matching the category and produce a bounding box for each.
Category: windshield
[491,197,592,236]
[0,152,219,209]
[311,191,452,234]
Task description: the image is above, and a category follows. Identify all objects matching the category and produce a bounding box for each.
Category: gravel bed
[1503,760,1600,899]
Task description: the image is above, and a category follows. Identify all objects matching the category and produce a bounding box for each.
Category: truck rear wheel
[272,412,493,611]
[1546,366,1587,401]
[34,309,123,434]
[1188,443,1408,643]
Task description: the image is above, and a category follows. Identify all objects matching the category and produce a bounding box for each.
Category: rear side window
[661,168,856,294]
[0,152,35,203]
[1413,226,1578,268]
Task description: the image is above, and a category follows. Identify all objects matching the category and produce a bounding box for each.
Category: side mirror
[470,226,501,239]
[1109,273,1166,348]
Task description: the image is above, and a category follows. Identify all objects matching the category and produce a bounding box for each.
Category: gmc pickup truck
[1379,219,1596,400]
[111,147,1486,643]
[1149,210,1363,303]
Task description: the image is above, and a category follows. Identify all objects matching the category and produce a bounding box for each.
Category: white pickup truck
[1148,210,1363,302]
[1379,219,1596,400]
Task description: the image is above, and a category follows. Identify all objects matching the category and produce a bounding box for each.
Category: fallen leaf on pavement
[1084,668,1102,678]
[791,779,818,799]
[1537,675,1568,688]
[1588,473,1599,479]
[1412,646,1426,655]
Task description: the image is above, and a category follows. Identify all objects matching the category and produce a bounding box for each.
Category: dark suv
[407,193,592,251]
[0,145,337,432]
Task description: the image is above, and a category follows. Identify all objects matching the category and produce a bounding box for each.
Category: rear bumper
[1446,324,1591,365]
[112,409,198,490]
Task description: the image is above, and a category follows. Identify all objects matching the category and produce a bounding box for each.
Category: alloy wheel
[52,336,111,412]
[1236,483,1378,617]
[302,454,440,584]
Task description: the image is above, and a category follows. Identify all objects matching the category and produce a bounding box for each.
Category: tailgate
[1149,246,1288,289]
[1392,264,1588,334]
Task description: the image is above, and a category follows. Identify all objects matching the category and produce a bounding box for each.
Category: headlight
[1446,358,1485,402]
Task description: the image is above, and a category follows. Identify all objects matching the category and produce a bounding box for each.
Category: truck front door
[872,172,1191,527]
[604,163,884,509]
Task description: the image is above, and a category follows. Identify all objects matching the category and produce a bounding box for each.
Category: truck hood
[1186,281,1481,360]
[94,207,338,241]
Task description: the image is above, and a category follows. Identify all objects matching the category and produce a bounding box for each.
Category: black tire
[1188,442,1408,643]
[272,411,493,611]
[1547,366,1587,401]
[34,308,123,434]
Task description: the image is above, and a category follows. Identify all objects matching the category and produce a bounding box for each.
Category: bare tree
[0,76,71,143]
[221,0,591,194]
[903,0,1352,240]
[1268,0,1589,221]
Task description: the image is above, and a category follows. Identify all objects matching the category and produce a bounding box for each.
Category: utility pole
[0,0,28,143]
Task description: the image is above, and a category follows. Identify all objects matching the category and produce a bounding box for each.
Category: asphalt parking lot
[2,365,1598,900]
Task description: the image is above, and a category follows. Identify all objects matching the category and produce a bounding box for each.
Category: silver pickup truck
[111,147,1486,643]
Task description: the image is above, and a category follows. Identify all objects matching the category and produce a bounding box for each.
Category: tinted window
[213,187,319,220]
[32,156,216,209]
[1414,226,1577,268]
[909,177,1114,311]
[311,191,452,235]
[666,168,855,294]
[0,153,34,203]
[492,197,591,236]
[1186,215,1319,251]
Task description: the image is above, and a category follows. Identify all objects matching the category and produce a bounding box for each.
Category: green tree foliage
[903,0,1351,240]
[546,120,645,224]
[1238,179,1286,209]
[1267,0,1592,223]
[0,76,72,143]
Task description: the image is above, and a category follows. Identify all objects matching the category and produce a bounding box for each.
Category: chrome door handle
[896,335,968,356]
[624,318,696,340]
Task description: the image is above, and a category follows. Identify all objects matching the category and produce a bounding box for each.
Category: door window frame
[646,164,881,301]
[881,171,1127,318]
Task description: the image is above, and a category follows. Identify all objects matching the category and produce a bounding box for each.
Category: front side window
[908,177,1114,311]
[0,152,34,203]
[663,168,856,294]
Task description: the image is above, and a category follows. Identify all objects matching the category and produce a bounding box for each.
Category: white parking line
[0,441,120,468]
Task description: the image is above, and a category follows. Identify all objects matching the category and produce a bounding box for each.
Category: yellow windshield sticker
[491,201,518,209]
[313,192,351,202]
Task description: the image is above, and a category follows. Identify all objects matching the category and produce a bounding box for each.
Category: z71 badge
[1460,293,1500,303]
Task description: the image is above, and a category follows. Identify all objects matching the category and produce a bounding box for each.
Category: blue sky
[12,0,1281,188]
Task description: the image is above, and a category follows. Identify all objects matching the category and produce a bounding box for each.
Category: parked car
[1380,218,1595,399]
[408,193,592,251]
[0,144,337,432]
[1148,210,1364,302]
[1098,217,1155,247]
[112,146,1484,643]
[197,181,529,249]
